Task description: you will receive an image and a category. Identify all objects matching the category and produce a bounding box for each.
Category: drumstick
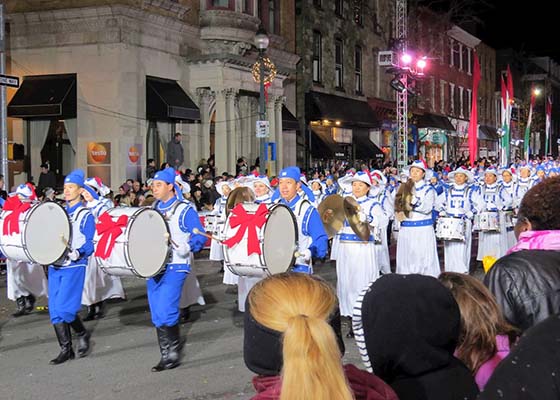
[60,234,71,251]
[192,228,224,243]
[163,232,179,249]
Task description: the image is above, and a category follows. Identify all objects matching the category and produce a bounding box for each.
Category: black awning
[282,105,299,131]
[479,125,499,141]
[415,113,455,131]
[354,130,384,160]
[310,127,346,159]
[146,76,200,121]
[306,91,379,128]
[7,74,76,119]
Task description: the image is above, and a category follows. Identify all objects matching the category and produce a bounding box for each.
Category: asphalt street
[0,256,363,400]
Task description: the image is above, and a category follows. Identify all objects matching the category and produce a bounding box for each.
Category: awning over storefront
[309,127,346,159]
[146,76,200,121]
[282,105,299,131]
[7,74,77,119]
[415,113,455,131]
[306,91,379,128]
[479,125,499,141]
[367,97,395,121]
[354,130,384,160]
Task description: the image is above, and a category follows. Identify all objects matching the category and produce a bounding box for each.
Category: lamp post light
[254,26,269,173]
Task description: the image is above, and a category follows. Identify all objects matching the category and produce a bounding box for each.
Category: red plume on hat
[26,183,37,201]
[363,169,374,185]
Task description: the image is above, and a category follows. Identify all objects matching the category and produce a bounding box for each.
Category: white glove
[465,210,474,219]
[68,249,80,261]
[302,249,312,261]
[486,202,496,210]
[358,211,368,223]
[410,196,419,206]
[176,242,191,257]
[439,210,447,217]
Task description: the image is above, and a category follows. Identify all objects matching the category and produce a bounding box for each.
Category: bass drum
[94,207,170,278]
[0,201,71,265]
[223,203,298,277]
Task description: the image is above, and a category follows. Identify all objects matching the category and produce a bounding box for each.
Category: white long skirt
[330,234,340,260]
[237,276,262,312]
[443,219,472,274]
[209,238,223,261]
[375,226,391,274]
[6,259,48,301]
[222,262,239,285]
[179,270,206,308]
[396,225,440,277]
[336,241,379,317]
[82,257,126,306]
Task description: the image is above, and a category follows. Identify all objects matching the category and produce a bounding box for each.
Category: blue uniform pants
[147,266,188,327]
[48,265,86,324]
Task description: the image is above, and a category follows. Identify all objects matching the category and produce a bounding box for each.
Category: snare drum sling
[48,203,95,324]
[148,197,206,328]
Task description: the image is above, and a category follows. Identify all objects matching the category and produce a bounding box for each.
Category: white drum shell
[0,202,71,265]
[223,203,298,278]
[478,211,501,232]
[94,207,170,278]
[435,217,466,241]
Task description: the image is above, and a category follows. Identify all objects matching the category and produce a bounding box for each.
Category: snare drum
[94,207,170,278]
[503,211,515,228]
[223,203,298,278]
[198,212,212,249]
[0,201,71,265]
[435,217,466,241]
[478,211,500,232]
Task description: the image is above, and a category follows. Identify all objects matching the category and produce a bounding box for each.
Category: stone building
[295,0,394,168]
[4,0,299,188]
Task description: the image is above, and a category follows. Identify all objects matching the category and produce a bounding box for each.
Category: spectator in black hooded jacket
[484,176,560,332]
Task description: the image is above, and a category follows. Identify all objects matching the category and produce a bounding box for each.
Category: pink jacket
[475,334,511,390]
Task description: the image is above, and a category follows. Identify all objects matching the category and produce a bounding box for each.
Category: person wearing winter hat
[499,168,517,249]
[335,170,388,337]
[47,169,95,365]
[252,175,272,204]
[275,166,328,274]
[244,272,398,400]
[475,167,513,262]
[148,167,207,372]
[80,177,126,321]
[395,160,440,277]
[4,183,48,318]
[435,167,480,274]
[353,274,479,399]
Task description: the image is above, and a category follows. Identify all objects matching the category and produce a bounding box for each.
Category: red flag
[506,65,514,103]
[500,75,507,110]
[468,53,481,167]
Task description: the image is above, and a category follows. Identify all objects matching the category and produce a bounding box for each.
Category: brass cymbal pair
[318,194,371,241]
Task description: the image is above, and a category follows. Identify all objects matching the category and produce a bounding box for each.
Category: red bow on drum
[2,196,31,235]
[223,203,269,255]
[95,212,128,259]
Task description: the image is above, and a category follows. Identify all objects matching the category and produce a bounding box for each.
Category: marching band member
[308,178,326,205]
[276,166,328,274]
[324,174,338,195]
[514,165,533,210]
[4,184,48,317]
[395,160,440,277]
[80,177,126,321]
[435,167,479,274]
[533,165,547,186]
[368,170,392,274]
[475,167,513,261]
[335,171,387,337]
[49,170,95,365]
[235,175,273,313]
[500,168,517,248]
[149,167,206,372]
[209,180,230,262]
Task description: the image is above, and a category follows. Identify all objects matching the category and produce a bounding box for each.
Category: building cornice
[447,26,480,48]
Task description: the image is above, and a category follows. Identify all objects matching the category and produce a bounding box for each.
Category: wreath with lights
[252,56,277,85]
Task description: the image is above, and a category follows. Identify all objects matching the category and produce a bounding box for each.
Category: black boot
[12,296,27,317]
[70,317,91,358]
[95,301,105,319]
[83,305,96,321]
[24,294,36,313]
[50,323,75,365]
[151,325,181,372]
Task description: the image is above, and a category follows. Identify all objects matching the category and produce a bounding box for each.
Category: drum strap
[297,200,312,236]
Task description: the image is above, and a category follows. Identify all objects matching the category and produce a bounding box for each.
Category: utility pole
[0,2,8,190]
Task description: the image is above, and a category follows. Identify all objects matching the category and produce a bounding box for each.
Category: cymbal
[343,196,371,241]
[226,186,255,214]
[318,194,345,239]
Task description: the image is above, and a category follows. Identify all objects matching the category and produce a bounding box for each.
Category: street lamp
[254,26,269,173]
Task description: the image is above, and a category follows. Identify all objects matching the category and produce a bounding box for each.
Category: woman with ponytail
[244,273,397,400]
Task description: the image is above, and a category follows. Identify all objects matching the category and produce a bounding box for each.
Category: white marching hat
[84,177,111,196]
[349,170,373,186]
[483,166,499,177]
[252,175,272,191]
[448,166,474,183]
[215,181,232,197]
[370,170,387,186]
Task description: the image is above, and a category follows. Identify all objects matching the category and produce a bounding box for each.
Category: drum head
[127,209,169,278]
[263,204,297,275]
[25,202,70,265]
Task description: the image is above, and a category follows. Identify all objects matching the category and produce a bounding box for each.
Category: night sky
[420,0,558,61]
